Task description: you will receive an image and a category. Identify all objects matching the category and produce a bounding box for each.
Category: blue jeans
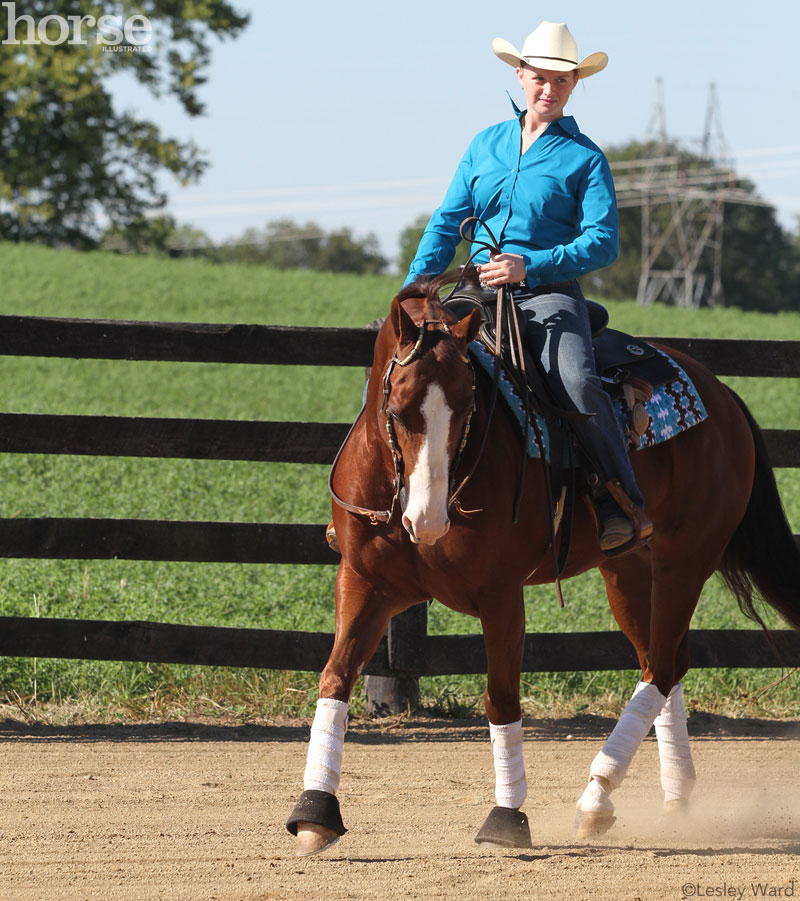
[515,290,644,509]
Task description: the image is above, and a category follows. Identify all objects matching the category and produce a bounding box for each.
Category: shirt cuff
[520,249,555,286]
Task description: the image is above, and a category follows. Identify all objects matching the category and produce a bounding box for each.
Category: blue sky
[112,1,800,268]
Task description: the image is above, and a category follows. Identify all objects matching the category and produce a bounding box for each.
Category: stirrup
[589,480,653,557]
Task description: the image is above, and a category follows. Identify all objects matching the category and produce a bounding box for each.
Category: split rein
[328,216,534,532]
[328,216,512,526]
[327,215,567,607]
[327,314,477,527]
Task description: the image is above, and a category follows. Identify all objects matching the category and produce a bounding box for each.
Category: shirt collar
[505,92,579,136]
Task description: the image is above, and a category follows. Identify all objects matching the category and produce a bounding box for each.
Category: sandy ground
[2,713,800,901]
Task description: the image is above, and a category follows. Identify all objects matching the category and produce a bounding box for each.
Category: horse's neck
[362,377,393,462]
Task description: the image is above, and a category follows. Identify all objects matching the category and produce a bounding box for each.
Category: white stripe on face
[402,383,453,545]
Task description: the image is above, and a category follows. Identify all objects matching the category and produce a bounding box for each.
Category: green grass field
[0,242,798,721]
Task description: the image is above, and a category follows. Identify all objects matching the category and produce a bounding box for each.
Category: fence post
[364,602,428,715]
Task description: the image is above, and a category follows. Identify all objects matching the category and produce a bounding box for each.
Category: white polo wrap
[589,680,666,789]
[303,697,348,795]
[490,719,527,809]
[577,774,615,813]
[653,682,696,802]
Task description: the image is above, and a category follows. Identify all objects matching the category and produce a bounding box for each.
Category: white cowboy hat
[492,21,608,78]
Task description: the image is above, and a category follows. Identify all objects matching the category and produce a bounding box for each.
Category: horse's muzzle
[402,514,450,546]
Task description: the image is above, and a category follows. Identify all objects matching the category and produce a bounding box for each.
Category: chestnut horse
[286,277,800,854]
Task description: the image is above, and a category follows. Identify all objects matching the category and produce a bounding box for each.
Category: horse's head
[379,282,481,546]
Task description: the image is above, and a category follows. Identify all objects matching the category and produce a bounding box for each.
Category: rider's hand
[477,253,527,287]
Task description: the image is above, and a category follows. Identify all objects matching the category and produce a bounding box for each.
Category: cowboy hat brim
[491,37,608,78]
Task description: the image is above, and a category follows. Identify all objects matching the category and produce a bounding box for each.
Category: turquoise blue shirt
[404,109,618,287]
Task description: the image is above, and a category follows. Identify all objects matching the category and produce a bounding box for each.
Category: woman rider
[404,20,644,551]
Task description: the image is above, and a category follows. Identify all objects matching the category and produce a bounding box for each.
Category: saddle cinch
[442,291,678,450]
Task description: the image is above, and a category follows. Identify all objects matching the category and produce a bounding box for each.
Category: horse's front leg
[474,588,532,849]
[286,561,394,856]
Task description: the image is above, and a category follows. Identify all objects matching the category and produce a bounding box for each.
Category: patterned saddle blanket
[468,339,708,463]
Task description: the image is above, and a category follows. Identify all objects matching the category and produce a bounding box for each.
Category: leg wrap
[654,683,696,803]
[589,681,666,790]
[576,776,615,814]
[303,698,348,795]
[490,719,527,809]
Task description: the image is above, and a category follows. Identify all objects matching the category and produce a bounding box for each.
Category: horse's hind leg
[474,588,532,849]
[575,554,698,836]
[286,561,395,856]
[602,554,697,813]
[654,680,696,816]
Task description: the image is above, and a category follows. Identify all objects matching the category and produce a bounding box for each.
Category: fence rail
[0,413,797,468]
[0,314,798,681]
[1,313,799,375]
[3,618,799,673]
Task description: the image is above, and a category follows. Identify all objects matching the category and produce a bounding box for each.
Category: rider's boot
[597,496,635,551]
[592,479,653,554]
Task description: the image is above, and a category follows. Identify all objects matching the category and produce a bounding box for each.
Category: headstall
[328,317,476,526]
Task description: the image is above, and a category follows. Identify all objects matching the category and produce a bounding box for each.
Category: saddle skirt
[467,337,708,464]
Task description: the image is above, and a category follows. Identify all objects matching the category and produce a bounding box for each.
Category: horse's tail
[718,388,800,632]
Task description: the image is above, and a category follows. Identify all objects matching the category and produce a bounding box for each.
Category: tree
[219,220,324,267]
[316,227,386,275]
[165,223,214,257]
[0,2,249,247]
[719,202,800,312]
[102,217,212,256]
[102,214,176,254]
[219,219,386,274]
[397,213,470,278]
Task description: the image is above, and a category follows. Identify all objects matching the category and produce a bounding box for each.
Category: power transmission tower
[632,81,731,308]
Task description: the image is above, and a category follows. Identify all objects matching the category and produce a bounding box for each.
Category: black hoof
[286,790,347,837]
[475,806,532,849]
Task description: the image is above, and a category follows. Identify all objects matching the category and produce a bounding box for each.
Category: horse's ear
[390,296,419,347]
[452,308,482,346]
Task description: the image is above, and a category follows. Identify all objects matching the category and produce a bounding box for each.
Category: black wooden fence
[1,313,799,680]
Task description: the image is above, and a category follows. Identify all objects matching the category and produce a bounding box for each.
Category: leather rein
[327,215,568,606]
[445,219,567,606]
[327,314,476,526]
[328,216,537,529]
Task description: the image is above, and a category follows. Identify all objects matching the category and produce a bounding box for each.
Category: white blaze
[402,383,453,545]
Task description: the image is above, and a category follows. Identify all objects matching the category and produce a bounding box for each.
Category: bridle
[328,215,509,528]
[328,214,580,607]
[328,315,476,526]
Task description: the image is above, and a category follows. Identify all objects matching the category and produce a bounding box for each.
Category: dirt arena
[2,714,799,900]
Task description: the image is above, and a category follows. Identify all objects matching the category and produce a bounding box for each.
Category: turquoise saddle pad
[468,341,708,463]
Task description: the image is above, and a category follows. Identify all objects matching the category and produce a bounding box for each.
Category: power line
[630,80,761,309]
[162,145,797,221]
